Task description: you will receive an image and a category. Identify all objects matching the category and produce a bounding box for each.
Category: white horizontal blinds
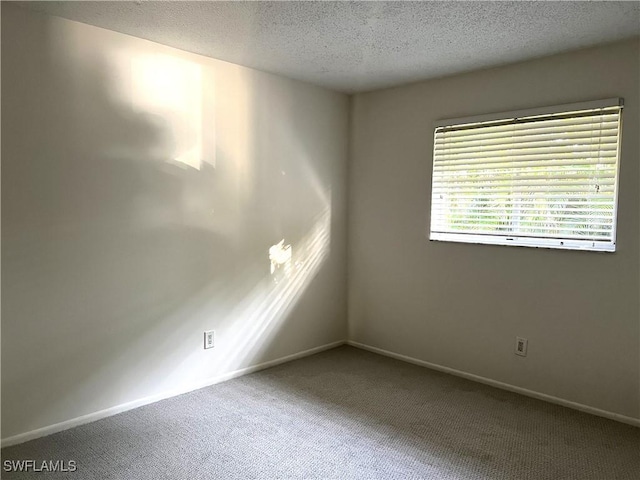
[431,106,621,246]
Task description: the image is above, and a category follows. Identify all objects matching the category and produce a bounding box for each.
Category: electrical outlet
[204,330,215,349]
[515,337,528,357]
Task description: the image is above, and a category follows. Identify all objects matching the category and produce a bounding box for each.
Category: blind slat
[435,136,618,155]
[433,217,612,224]
[434,144,617,163]
[437,114,619,136]
[435,151,616,167]
[431,225,612,235]
[435,123,619,145]
[434,127,619,148]
[433,192,614,198]
[433,172,616,182]
[434,159,616,172]
[430,208,615,217]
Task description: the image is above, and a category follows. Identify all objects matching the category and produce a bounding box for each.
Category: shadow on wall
[1,7,332,437]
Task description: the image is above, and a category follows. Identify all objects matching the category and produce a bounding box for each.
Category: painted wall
[348,39,640,420]
[2,5,348,439]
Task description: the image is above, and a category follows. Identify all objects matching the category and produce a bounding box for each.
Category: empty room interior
[1,1,639,479]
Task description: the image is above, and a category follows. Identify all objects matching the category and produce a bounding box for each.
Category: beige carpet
[2,346,639,479]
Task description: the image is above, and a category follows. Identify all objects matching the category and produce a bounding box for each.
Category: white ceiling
[15,1,640,93]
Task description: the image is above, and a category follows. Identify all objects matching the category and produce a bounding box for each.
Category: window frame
[429,98,624,252]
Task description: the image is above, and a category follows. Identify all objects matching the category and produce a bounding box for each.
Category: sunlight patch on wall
[269,240,293,284]
[219,203,332,372]
[142,202,332,394]
[131,54,214,170]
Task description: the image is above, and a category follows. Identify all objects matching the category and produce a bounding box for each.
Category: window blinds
[430,101,622,252]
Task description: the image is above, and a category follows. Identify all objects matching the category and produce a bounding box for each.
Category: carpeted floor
[2,346,639,479]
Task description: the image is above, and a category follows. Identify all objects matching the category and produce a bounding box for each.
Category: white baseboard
[347,340,640,428]
[1,340,346,448]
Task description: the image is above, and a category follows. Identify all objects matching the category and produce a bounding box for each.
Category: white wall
[348,39,640,420]
[1,5,348,440]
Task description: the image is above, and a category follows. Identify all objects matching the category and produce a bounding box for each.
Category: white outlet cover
[515,337,528,357]
[204,330,215,349]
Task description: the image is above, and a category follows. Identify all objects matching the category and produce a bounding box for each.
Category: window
[429,99,623,252]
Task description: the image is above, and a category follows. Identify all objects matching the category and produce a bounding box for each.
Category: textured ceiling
[14,1,640,93]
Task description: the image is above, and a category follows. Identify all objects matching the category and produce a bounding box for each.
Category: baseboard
[1,340,346,448]
[347,340,640,428]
